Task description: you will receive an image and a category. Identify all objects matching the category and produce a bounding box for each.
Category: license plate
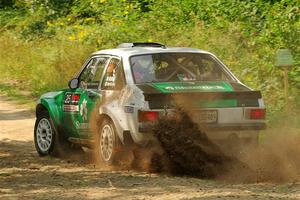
[197,110,218,123]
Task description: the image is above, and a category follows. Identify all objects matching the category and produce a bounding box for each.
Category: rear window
[130,53,235,83]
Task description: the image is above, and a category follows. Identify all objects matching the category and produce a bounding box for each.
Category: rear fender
[99,103,131,144]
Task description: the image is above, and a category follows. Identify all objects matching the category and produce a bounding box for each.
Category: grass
[0,81,36,111]
[0,23,299,129]
[0,32,96,97]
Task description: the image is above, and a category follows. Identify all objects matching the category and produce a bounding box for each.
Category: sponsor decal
[164,85,225,90]
[75,121,80,128]
[80,98,88,121]
[76,121,89,129]
[165,86,175,90]
[63,93,80,112]
[63,105,79,112]
[153,81,234,93]
[104,76,116,87]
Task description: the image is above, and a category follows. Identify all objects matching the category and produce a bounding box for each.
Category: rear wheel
[97,118,121,164]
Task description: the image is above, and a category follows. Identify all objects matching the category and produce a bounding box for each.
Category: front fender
[36,91,64,128]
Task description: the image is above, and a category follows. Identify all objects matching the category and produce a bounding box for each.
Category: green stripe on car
[152,81,234,93]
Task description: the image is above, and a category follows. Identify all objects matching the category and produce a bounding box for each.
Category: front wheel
[34,113,56,156]
[97,118,121,164]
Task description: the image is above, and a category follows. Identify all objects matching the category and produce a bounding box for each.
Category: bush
[0,0,299,127]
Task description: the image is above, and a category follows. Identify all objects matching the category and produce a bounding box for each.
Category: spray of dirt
[151,109,251,178]
[151,108,300,183]
[88,93,119,169]
[88,91,161,172]
[86,92,300,183]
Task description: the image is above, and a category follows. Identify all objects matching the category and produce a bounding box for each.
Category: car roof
[91,47,212,58]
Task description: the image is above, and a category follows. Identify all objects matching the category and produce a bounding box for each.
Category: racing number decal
[64,93,72,104]
[63,93,80,112]
[63,92,89,129]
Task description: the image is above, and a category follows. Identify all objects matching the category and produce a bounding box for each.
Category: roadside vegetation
[0,0,299,127]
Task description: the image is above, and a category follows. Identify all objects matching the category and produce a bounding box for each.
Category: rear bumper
[139,122,266,133]
[203,123,266,131]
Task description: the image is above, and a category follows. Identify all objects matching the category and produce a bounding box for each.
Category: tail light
[246,108,266,119]
[138,111,159,122]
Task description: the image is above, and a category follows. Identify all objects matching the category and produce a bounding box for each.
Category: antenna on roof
[117,42,166,49]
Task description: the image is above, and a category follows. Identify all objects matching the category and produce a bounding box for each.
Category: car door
[99,57,126,128]
[62,56,108,139]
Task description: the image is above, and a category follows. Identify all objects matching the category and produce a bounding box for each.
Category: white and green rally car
[34,42,266,163]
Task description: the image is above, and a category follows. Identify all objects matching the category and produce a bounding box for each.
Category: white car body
[86,43,266,146]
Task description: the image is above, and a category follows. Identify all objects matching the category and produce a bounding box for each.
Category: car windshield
[130,53,235,83]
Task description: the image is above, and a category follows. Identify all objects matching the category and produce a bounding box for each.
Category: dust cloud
[87,93,300,183]
[225,131,300,183]
[152,109,300,183]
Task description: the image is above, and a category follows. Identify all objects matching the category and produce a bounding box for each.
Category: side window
[80,57,108,89]
[101,58,125,90]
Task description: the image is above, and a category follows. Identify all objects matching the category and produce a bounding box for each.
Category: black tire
[96,118,121,165]
[34,112,57,156]
[34,111,71,157]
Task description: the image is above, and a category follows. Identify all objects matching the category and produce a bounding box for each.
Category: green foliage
[0,0,15,8]
[0,0,299,126]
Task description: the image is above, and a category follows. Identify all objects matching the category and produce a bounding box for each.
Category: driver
[107,62,117,77]
[103,62,117,88]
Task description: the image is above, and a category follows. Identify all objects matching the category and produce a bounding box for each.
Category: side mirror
[68,78,79,89]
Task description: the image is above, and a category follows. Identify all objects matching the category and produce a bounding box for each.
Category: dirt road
[1,95,300,200]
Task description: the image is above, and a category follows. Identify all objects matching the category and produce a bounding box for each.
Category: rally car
[34,42,266,163]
